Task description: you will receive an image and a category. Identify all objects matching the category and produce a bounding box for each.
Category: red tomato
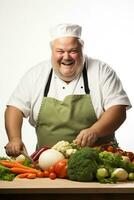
[54,159,68,178]
[48,165,55,173]
[125,152,134,161]
[106,146,114,153]
[49,172,56,180]
[114,148,124,156]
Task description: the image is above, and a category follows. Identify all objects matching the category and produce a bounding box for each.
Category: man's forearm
[91,105,127,138]
[5,106,24,141]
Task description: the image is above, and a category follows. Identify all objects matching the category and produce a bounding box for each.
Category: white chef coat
[7,56,132,127]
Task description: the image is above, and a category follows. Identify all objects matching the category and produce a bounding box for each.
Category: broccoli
[67,147,100,182]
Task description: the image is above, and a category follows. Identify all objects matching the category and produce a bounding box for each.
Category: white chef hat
[50,23,82,41]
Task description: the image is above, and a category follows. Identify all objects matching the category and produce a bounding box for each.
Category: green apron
[36,65,116,148]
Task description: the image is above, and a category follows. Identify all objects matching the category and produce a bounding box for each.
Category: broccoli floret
[67,147,99,182]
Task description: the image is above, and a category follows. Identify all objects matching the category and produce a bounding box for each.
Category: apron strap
[83,63,90,94]
[44,69,53,97]
[44,63,90,97]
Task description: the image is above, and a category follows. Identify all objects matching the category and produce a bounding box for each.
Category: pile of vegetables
[66,147,134,183]
[0,158,45,180]
[0,140,134,183]
[96,151,134,183]
[0,146,69,181]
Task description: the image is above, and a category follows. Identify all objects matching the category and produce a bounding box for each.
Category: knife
[21,147,33,162]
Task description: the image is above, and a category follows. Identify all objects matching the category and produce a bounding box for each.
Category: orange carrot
[0,160,25,168]
[27,173,37,179]
[36,171,44,178]
[16,173,30,178]
[0,160,39,171]
[16,173,36,179]
[11,167,35,174]
[10,167,41,175]
[0,159,44,177]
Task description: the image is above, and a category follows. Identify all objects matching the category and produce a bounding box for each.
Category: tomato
[37,171,44,178]
[106,146,114,153]
[49,172,56,180]
[48,165,55,173]
[54,159,68,178]
[125,152,134,161]
[114,148,124,156]
[44,170,50,177]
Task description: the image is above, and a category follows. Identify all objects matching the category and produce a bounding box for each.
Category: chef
[5,23,132,157]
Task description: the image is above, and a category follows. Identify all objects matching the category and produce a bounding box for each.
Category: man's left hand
[75,128,98,147]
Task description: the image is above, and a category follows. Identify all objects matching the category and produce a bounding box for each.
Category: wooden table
[0,178,134,200]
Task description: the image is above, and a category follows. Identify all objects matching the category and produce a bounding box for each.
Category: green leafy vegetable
[22,158,33,167]
[99,151,123,168]
[0,164,16,181]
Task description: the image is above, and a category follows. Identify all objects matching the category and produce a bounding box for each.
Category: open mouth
[61,61,74,66]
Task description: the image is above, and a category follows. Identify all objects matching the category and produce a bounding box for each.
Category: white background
[0,0,134,156]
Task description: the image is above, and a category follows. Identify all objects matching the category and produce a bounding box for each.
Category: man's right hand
[5,106,24,157]
[5,138,24,157]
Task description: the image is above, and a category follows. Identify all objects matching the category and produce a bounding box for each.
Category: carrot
[15,165,39,172]
[10,167,39,174]
[36,171,44,178]
[0,160,25,168]
[27,173,37,179]
[16,173,30,178]
[0,160,39,172]
[10,166,43,176]
[0,159,44,177]
[18,166,43,175]
[16,173,36,179]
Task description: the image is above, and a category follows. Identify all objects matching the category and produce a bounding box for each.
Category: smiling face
[51,37,84,82]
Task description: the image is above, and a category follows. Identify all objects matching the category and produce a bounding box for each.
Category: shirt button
[62,87,65,89]
[81,86,83,89]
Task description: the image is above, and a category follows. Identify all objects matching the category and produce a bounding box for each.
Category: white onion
[112,168,128,181]
[38,149,65,170]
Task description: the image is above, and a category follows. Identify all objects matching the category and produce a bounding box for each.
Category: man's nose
[63,52,70,59]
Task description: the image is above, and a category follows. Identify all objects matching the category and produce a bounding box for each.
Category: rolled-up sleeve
[100,64,132,111]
